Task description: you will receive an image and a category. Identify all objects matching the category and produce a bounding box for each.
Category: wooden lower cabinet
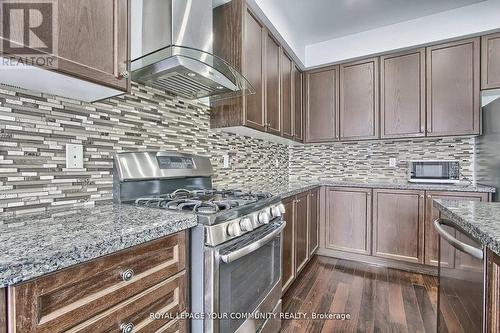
[325,187,371,255]
[424,191,490,267]
[281,196,295,293]
[282,188,319,294]
[372,189,425,264]
[7,232,187,333]
[487,250,500,333]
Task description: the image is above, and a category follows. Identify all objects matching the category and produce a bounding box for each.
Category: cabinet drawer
[68,271,187,333]
[9,232,186,333]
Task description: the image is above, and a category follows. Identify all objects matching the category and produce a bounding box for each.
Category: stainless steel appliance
[130,0,254,100]
[434,218,485,333]
[408,160,460,184]
[113,151,284,333]
[476,96,500,201]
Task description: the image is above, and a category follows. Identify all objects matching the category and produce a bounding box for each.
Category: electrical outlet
[389,158,397,168]
[223,154,230,169]
[275,159,279,168]
[66,144,83,169]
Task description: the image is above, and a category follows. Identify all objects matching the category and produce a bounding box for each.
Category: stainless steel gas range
[113,151,285,333]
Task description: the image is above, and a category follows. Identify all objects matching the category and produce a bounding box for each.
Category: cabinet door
[482,33,500,90]
[281,51,293,138]
[281,197,295,293]
[293,65,303,142]
[306,67,339,142]
[425,191,489,268]
[295,193,309,274]
[487,250,500,333]
[265,33,281,135]
[243,9,265,131]
[339,58,379,140]
[325,187,372,255]
[308,188,319,256]
[380,49,425,138]
[373,189,424,263]
[426,38,480,136]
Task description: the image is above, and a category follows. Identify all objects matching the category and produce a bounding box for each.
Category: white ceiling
[261,0,485,45]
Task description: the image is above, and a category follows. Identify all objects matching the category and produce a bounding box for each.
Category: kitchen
[0,0,500,332]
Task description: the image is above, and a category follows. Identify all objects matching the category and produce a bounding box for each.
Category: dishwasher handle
[433,218,483,260]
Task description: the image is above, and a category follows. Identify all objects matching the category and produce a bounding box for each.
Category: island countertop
[433,199,500,256]
[0,203,197,287]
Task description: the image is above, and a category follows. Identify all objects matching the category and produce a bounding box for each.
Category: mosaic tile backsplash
[0,83,289,215]
[289,137,475,184]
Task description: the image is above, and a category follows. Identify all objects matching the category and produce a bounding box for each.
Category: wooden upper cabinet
[426,38,480,136]
[306,66,339,142]
[482,33,500,90]
[424,191,489,268]
[372,189,424,264]
[295,193,309,274]
[265,33,281,135]
[293,65,304,142]
[380,49,425,138]
[325,187,372,255]
[281,51,294,139]
[243,8,265,130]
[339,58,379,140]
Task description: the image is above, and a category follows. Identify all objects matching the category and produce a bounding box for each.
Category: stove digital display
[157,156,195,169]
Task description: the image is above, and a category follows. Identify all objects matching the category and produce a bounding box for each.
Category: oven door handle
[220,222,286,263]
[433,218,483,260]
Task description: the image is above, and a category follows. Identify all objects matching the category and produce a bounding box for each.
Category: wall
[289,137,475,184]
[0,83,289,216]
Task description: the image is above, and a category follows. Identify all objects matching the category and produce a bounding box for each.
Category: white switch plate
[389,158,397,167]
[275,159,279,168]
[66,144,83,168]
[223,154,230,169]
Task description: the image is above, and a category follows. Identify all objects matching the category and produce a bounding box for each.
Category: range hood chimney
[130,0,254,101]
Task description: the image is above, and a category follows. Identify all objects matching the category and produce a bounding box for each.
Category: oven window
[413,162,449,179]
[219,237,280,333]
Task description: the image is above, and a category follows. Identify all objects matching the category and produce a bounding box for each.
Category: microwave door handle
[219,222,286,263]
[433,219,483,260]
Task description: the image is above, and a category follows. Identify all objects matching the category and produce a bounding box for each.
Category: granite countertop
[433,200,500,256]
[272,181,496,199]
[0,204,197,287]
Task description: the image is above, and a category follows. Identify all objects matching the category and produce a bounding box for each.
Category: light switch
[66,144,83,169]
[275,159,279,168]
[389,158,396,168]
[223,154,230,169]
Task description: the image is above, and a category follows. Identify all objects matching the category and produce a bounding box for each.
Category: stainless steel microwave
[408,160,460,183]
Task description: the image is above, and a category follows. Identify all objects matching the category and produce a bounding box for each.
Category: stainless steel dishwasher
[434,218,485,333]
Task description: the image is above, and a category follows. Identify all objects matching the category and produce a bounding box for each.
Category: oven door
[216,221,285,333]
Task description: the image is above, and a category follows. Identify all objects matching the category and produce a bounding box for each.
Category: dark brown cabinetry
[339,57,379,140]
[305,67,339,142]
[380,49,426,138]
[265,33,281,135]
[372,189,424,264]
[293,65,304,142]
[281,51,294,139]
[426,38,480,136]
[325,187,371,255]
[0,0,130,92]
[308,188,319,256]
[424,191,489,267]
[282,196,295,293]
[487,250,500,333]
[7,232,187,332]
[295,192,309,274]
[482,33,500,90]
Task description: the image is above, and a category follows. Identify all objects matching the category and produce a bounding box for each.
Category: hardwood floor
[281,255,439,333]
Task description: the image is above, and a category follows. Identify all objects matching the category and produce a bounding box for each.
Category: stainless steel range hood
[131,0,254,100]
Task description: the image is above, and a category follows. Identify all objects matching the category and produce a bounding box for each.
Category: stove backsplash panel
[289,137,475,184]
[0,84,289,215]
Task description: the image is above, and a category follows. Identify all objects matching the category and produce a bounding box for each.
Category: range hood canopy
[131,0,254,101]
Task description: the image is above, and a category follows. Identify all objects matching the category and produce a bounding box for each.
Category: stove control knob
[271,204,285,217]
[227,222,242,237]
[277,203,286,214]
[258,211,271,224]
[240,218,253,232]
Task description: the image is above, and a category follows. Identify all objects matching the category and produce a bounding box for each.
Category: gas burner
[233,191,273,200]
[135,197,170,207]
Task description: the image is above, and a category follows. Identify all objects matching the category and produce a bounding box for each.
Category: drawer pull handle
[120,269,134,282]
[120,323,134,333]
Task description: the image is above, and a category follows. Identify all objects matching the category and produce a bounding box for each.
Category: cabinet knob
[427,195,432,198]
[120,269,134,282]
[420,195,424,198]
[119,70,129,79]
[120,323,134,333]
